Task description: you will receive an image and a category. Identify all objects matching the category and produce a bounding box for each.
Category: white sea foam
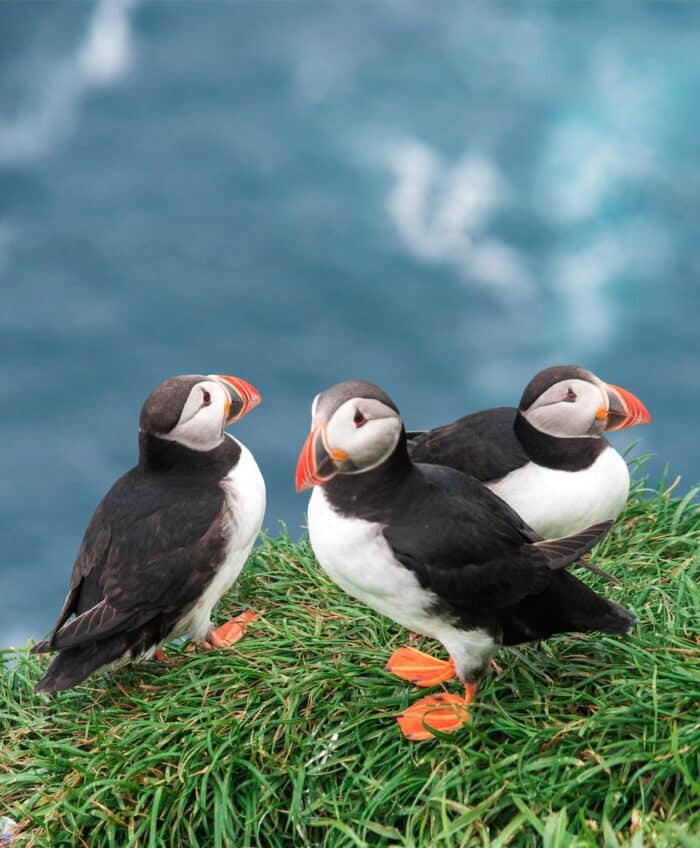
[377,126,672,374]
[536,44,661,225]
[384,137,532,301]
[0,0,140,164]
[550,220,670,349]
[540,123,626,224]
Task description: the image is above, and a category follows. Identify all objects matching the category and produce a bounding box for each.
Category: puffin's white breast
[308,487,431,630]
[180,437,266,639]
[307,487,494,677]
[219,437,267,551]
[488,445,629,538]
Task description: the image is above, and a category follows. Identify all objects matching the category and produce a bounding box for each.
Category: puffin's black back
[408,407,529,480]
[409,405,608,477]
[33,436,241,692]
[323,439,635,646]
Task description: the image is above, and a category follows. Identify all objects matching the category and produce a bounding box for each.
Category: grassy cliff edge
[1,471,699,847]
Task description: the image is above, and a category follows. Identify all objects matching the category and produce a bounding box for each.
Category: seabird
[296,380,636,740]
[408,365,651,538]
[33,373,266,693]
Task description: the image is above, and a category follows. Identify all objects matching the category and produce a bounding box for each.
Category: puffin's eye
[353,409,366,427]
[202,390,212,406]
[565,388,577,402]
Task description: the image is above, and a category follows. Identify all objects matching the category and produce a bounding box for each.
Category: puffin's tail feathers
[535,520,613,569]
[535,520,621,584]
[502,569,637,645]
[34,636,134,694]
[501,522,635,645]
[596,598,638,634]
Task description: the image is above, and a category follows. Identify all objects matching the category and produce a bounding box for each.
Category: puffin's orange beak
[604,383,651,431]
[212,375,262,424]
[295,423,347,492]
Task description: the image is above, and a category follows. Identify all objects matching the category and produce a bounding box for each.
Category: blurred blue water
[1,1,698,647]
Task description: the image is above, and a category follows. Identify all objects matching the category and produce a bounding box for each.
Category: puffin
[408,366,651,538]
[32,373,266,693]
[296,380,636,741]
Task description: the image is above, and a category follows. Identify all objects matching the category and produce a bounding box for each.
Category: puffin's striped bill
[605,383,652,431]
[211,375,262,423]
[295,424,340,491]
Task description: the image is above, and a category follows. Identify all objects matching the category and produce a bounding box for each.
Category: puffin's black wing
[383,464,612,615]
[33,467,227,655]
[40,503,113,641]
[408,407,528,482]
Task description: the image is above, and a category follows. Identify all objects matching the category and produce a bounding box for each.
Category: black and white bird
[408,366,651,538]
[32,374,266,693]
[296,380,636,740]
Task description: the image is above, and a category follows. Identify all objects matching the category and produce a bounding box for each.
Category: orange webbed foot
[386,645,456,687]
[396,681,480,741]
[207,610,259,648]
[187,610,259,652]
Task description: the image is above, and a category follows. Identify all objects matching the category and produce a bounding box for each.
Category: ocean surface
[1,1,699,648]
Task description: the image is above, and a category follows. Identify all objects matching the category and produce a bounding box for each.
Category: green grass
[1,469,699,847]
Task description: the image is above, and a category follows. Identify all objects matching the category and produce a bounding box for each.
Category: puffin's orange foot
[187,610,260,652]
[396,682,480,741]
[386,646,456,687]
[208,610,259,648]
[153,649,167,661]
[396,693,469,741]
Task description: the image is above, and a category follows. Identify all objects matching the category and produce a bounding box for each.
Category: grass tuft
[1,472,699,847]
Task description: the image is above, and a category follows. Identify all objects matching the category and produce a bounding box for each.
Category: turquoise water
[1,1,698,646]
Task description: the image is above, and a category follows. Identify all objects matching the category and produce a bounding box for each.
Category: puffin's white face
[522,377,608,438]
[164,379,233,452]
[296,381,404,491]
[141,373,262,454]
[325,396,402,474]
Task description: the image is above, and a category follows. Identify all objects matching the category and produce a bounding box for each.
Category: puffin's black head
[295,380,402,491]
[139,374,262,452]
[518,365,651,438]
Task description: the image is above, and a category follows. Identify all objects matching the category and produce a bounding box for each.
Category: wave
[382,137,533,302]
[0,0,141,165]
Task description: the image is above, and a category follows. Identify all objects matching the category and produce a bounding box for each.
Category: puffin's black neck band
[323,429,412,519]
[513,412,606,471]
[138,432,241,475]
